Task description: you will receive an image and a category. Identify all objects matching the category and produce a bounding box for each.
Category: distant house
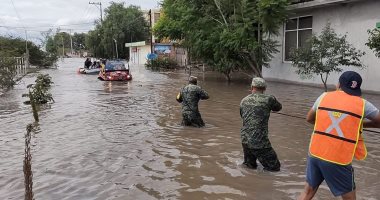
[265,0,380,92]
[125,9,161,65]
[126,8,188,66]
[125,41,151,65]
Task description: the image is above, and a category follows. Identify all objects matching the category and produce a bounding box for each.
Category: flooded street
[1,58,380,200]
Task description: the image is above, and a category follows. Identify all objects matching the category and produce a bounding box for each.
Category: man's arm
[306,108,316,124]
[199,89,209,100]
[306,93,325,124]
[270,96,282,112]
[176,89,183,103]
[363,114,380,128]
[363,100,380,128]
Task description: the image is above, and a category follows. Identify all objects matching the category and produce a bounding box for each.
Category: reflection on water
[0,58,379,200]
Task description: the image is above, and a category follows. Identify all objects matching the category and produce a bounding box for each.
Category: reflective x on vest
[325,112,348,138]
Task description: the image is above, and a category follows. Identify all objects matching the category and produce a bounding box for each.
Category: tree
[54,32,72,56]
[73,33,87,51]
[23,74,54,105]
[86,3,149,59]
[0,36,57,67]
[366,28,380,58]
[290,24,365,91]
[45,36,57,54]
[0,56,17,89]
[154,0,290,81]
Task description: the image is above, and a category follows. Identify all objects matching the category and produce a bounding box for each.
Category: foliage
[154,0,290,79]
[45,31,86,57]
[0,56,17,89]
[366,28,380,58]
[45,36,58,54]
[23,74,54,105]
[290,24,365,91]
[73,33,87,51]
[86,3,149,59]
[0,36,57,67]
[145,57,179,70]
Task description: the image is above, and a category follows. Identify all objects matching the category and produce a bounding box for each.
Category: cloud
[0,0,160,43]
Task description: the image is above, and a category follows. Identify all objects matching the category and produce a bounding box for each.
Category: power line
[89,2,103,22]
[0,26,92,32]
[10,0,28,53]
[10,0,23,26]
[0,22,94,29]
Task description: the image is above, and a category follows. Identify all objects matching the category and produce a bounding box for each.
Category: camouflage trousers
[242,143,281,172]
[181,111,205,128]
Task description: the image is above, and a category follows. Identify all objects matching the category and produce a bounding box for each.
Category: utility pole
[61,33,65,57]
[89,2,103,22]
[25,30,29,68]
[113,39,118,59]
[25,30,28,52]
[148,9,153,54]
[69,29,73,56]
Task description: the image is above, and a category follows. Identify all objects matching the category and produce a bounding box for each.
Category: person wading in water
[176,76,209,127]
[240,77,282,171]
[299,71,380,200]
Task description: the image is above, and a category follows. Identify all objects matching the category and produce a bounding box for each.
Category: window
[154,13,161,24]
[284,16,312,61]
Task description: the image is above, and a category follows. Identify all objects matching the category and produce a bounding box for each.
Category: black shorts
[242,144,281,172]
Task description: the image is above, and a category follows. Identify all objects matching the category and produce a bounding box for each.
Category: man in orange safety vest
[299,71,380,200]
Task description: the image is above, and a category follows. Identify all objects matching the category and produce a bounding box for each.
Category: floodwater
[1,58,379,200]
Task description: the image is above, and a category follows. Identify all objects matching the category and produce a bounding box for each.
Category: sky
[0,0,160,44]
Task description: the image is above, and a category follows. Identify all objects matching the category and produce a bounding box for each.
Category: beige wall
[129,45,151,65]
[265,0,380,92]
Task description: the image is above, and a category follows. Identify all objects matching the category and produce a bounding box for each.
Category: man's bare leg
[341,190,356,200]
[298,182,319,200]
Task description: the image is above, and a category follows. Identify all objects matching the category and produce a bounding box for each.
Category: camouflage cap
[251,77,266,88]
[189,76,198,84]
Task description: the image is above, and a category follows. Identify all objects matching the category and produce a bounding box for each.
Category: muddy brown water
[1,58,379,200]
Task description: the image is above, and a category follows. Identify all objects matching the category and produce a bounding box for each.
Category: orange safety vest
[309,91,367,165]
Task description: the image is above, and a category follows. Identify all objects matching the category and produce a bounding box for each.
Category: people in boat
[84,58,92,69]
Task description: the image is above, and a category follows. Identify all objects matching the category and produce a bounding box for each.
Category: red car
[98,60,132,81]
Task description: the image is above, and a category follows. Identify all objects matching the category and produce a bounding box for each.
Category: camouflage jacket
[177,84,209,113]
[240,93,282,149]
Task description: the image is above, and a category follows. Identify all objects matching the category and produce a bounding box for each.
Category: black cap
[339,71,362,96]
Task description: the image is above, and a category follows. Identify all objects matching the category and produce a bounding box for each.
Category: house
[264,0,380,92]
[125,41,151,65]
[126,8,188,66]
[125,9,161,65]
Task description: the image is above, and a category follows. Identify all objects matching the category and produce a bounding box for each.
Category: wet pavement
[1,58,379,199]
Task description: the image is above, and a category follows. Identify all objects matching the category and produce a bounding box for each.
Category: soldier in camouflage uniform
[240,77,282,171]
[176,76,209,127]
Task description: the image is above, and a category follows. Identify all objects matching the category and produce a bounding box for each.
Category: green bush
[0,36,58,68]
[23,74,54,105]
[145,58,179,71]
[366,28,380,58]
[0,57,17,89]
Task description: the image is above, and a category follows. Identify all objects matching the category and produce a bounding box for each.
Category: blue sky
[0,0,160,44]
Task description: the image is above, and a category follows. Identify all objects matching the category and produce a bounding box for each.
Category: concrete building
[125,41,151,65]
[125,9,161,65]
[264,0,380,92]
[143,8,161,44]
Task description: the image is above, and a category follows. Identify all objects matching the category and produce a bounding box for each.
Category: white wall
[264,0,380,92]
[129,45,151,65]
